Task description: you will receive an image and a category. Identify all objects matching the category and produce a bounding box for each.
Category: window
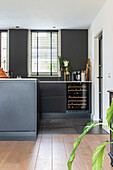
[31,31,58,76]
[0,31,8,72]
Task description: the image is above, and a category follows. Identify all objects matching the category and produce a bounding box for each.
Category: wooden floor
[0,134,112,170]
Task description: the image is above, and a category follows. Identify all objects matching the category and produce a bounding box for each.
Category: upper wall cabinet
[9,29,28,78]
[61,29,88,71]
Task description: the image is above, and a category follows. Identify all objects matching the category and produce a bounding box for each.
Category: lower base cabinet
[40,96,66,113]
[40,82,91,118]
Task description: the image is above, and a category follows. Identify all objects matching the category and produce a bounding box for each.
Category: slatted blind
[0,31,8,72]
[31,31,58,76]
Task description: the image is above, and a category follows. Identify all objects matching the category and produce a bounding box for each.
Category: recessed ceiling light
[16,26,19,29]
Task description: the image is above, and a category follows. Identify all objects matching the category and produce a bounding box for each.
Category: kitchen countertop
[0,79,92,83]
[40,81,92,83]
[0,78,37,81]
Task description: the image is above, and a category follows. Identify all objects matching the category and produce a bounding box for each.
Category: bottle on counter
[81,70,85,81]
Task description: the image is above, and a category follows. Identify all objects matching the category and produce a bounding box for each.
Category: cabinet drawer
[40,83,66,97]
[40,96,66,113]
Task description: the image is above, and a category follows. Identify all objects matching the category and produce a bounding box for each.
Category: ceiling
[0,0,107,30]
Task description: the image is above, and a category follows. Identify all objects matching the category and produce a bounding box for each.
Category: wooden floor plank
[35,134,52,170]
[72,135,88,170]
[19,134,42,170]
[0,141,17,169]
[94,134,110,152]
[91,134,112,170]
[84,135,106,170]
[53,134,68,170]
[63,134,85,170]
[77,136,94,170]
[0,134,42,170]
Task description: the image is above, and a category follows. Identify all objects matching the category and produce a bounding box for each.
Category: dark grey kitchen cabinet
[40,83,66,113]
[39,81,92,119]
[9,29,28,78]
[40,96,66,113]
[40,83,66,96]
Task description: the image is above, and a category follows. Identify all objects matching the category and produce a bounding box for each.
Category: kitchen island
[0,78,38,141]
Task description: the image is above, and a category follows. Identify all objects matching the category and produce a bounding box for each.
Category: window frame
[31,30,59,77]
[0,30,7,69]
[0,29,9,75]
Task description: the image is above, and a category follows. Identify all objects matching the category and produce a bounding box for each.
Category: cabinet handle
[97,77,102,79]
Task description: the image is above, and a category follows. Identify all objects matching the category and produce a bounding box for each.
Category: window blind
[0,31,8,72]
[31,31,58,76]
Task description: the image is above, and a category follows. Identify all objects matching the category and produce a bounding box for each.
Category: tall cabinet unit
[9,29,28,78]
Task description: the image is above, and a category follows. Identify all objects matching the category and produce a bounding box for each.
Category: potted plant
[63,59,69,67]
[68,100,113,170]
[58,56,64,71]
[64,66,72,75]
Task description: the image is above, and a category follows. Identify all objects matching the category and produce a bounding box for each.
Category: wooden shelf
[68,90,87,92]
[68,103,87,106]
[68,100,87,102]
[68,86,87,88]
[68,96,87,99]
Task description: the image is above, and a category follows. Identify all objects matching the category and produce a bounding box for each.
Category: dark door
[99,35,103,121]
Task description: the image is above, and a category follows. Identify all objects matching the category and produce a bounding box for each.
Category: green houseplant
[58,56,64,70]
[68,100,113,170]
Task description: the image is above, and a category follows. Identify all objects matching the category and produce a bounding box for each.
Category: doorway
[98,33,103,121]
[94,31,103,122]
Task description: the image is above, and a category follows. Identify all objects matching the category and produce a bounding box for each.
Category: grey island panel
[0,79,37,140]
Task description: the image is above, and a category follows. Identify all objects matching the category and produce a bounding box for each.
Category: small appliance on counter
[72,71,76,81]
[76,71,81,81]
[72,71,81,81]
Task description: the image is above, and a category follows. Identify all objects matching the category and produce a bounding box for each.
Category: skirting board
[41,112,91,119]
[0,132,37,141]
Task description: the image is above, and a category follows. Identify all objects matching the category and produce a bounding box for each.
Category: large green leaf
[67,140,80,170]
[106,100,113,127]
[92,141,110,170]
[67,122,95,170]
[58,56,63,67]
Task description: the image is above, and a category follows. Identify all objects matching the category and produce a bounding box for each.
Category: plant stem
[93,122,113,132]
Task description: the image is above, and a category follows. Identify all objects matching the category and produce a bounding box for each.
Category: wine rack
[67,83,89,111]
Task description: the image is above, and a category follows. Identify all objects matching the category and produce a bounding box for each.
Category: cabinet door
[40,83,66,97]
[40,96,66,113]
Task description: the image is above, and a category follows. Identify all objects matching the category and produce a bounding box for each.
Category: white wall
[89,0,113,129]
